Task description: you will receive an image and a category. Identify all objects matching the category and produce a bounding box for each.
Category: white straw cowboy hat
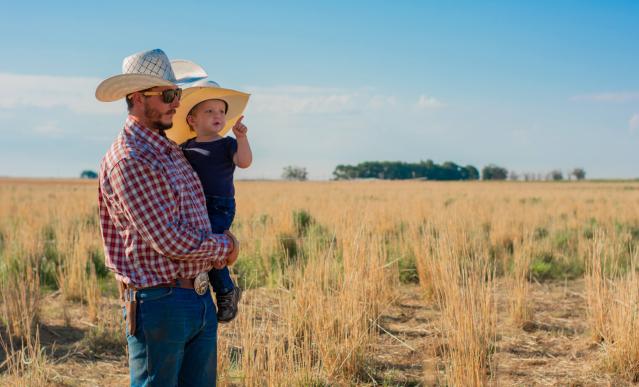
[95,49,177,102]
[167,60,250,144]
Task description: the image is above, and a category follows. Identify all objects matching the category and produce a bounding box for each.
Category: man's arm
[231,116,252,168]
[108,158,232,263]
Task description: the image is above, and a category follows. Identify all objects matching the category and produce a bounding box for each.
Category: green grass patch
[87,246,109,278]
[40,223,60,289]
[278,233,299,260]
[530,252,583,281]
[98,277,119,298]
[0,228,5,254]
[552,229,579,255]
[233,255,267,289]
[533,227,548,240]
[293,209,314,237]
[519,197,542,205]
[614,220,639,243]
[236,209,337,290]
[398,254,419,284]
[582,218,598,240]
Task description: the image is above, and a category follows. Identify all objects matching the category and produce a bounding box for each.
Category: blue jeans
[206,196,236,294]
[124,287,218,387]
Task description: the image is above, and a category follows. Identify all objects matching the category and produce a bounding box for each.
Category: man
[96,48,239,386]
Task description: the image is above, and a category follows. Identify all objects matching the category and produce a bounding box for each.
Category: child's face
[187,99,227,137]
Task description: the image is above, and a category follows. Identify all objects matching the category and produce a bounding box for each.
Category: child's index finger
[235,116,244,126]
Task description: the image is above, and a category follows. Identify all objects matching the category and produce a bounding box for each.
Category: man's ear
[133,92,144,105]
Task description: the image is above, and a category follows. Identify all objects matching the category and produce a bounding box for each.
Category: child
[169,68,252,323]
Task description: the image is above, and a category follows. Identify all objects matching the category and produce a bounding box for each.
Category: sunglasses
[141,88,182,104]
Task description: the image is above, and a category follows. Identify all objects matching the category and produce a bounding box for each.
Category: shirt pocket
[168,155,209,229]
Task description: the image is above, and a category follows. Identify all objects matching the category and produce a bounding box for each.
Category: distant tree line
[282,165,308,181]
[80,170,98,179]
[474,165,586,181]
[331,162,587,182]
[333,160,480,181]
[481,164,508,180]
[514,168,586,181]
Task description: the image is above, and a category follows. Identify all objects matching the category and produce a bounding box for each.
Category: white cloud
[245,86,442,115]
[33,121,64,137]
[416,95,445,110]
[244,85,400,115]
[0,73,435,118]
[248,85,347,94]
[570,92,639,103]
[629,113,639,133]
[246,85,358,114]
[368,95,397,109]
[0,72,121,115]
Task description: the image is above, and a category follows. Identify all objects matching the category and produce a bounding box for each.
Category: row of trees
[80,170,97,179]
[83,164,587,182]
[510,168,586,181]
[282,166,308,181]
[330,162,587,181]
[450,165,587,181]
[333,160,480,181]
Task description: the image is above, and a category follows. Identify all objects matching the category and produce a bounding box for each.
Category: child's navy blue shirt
[181,137,238,197]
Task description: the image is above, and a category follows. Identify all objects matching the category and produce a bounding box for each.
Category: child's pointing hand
[232,116,248,138]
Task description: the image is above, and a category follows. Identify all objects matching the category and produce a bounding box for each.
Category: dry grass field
[1,178,639,386]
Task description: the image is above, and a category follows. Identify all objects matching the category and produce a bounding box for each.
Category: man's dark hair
[125,88,152,112]
[126,94,134,111]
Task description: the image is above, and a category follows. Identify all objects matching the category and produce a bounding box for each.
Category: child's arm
[232,116,252,168]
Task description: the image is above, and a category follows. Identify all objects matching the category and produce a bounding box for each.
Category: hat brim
[95,74,176,102]
[167,87,250,145]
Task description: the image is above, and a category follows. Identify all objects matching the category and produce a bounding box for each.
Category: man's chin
[151,120,173,131]
[161,115,176,130]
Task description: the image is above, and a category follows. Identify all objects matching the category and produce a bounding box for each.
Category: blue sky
[1,1,638,179]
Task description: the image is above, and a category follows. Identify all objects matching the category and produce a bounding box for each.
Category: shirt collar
[124,115,176,155]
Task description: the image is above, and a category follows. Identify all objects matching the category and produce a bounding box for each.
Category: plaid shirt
[98,116,232,288]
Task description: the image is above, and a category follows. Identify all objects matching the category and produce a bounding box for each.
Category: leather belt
[120,273,210,296]
[120,278,195,292]
[145,278,195,290]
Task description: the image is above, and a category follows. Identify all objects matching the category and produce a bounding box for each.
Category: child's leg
[208,267,235,295]
[205,196,237,295]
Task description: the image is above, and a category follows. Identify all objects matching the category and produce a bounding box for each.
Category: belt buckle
[194,272,209,296]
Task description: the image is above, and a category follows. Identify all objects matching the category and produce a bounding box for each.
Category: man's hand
[212,259,226,270]
[224,230,240,266]
[231,116,248,139]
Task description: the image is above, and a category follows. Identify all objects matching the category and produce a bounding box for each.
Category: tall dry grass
[0,330,53,386]
[417,218,496,386]
[217,219,395,385]
[0,179,97,383]
[585,231,639,382]
[2,179,639,384]
[509,236,534,325]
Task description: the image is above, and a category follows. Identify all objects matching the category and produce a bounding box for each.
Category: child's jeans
[206,195,236,294]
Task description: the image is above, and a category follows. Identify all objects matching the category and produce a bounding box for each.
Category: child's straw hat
[167,60,250,144]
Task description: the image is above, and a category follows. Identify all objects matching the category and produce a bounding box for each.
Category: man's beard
[144,102,174,131]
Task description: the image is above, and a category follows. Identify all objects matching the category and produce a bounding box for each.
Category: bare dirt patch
[3,280,634,386]
[366,280,633,386]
